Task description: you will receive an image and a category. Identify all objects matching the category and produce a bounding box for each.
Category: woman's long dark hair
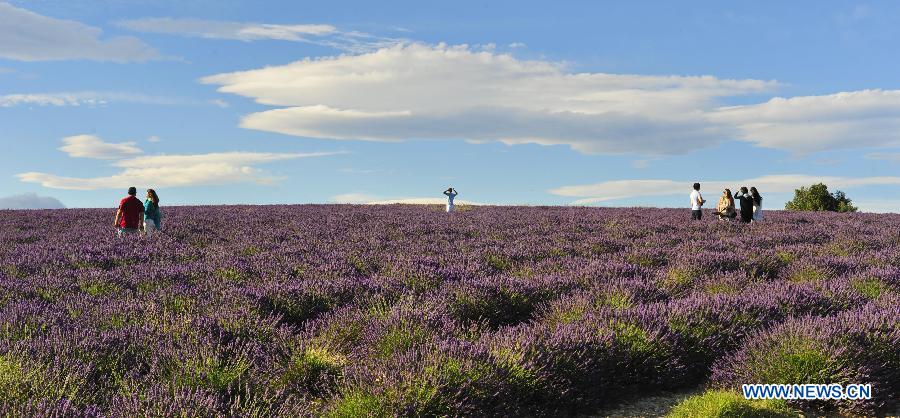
[147,189,160,205]
[750,187,761,205]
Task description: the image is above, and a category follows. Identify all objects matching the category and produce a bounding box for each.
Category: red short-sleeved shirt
[118,196,144,228]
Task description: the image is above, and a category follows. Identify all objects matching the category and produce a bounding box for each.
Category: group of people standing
[690,183,763,223]
[112,184,763,233]
[114,186,162,237]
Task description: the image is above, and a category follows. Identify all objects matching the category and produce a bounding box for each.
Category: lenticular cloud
[204,44,900,155]
[202,43,775,155]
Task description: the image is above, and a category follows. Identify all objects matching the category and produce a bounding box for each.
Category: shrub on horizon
[784,183,858,213]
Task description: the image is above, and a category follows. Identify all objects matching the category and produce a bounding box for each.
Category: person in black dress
[734,187,753,223]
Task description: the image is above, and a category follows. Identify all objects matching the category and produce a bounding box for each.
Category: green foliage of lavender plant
[0,205,897,415]
[667,390,797,418]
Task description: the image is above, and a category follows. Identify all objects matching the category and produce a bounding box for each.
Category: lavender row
[1,205,898,415]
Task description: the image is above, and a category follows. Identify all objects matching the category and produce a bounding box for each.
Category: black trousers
[692,210,702,220]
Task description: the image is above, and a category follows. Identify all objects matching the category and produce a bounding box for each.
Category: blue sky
[2,0,899,211]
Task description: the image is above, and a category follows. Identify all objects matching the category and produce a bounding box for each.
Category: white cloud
[21,134,343,190]
[338,167,388,174]
[330,193,379,204]
[116,17,402,53]
[0,91,190,107]
[203,43,900,155]
[0,3,159,62]
[549,175,900,205]
[712,90,900,154]
[203,43,775,155]
[209,99,230,108]
[18,151,342,190]
[0,193,65,210]
[116,18,335,40]
[631,159,657,169]
[478,43,496,51]
[508,42,526,48]
[866,152,900,162]
[851,199,900,213]
[330,192,480,205]
[836,4,871,24]
[551,179,690,204]
[147,135,162,143]
[59,135,143,159]
[0,93,106,107]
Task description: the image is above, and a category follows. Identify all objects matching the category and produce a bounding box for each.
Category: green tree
[784,183,858,212]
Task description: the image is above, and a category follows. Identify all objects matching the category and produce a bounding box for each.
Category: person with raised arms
[443,187,458,213]
[734,187,754,224]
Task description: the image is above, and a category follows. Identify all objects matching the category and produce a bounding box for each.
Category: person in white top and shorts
[690,182,705,221]
[443,187,458,213]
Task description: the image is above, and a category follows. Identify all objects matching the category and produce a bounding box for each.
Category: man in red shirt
[114,186,144,237]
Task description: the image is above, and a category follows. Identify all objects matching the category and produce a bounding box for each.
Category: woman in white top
[443,187,458,213]
[750,187,763,222]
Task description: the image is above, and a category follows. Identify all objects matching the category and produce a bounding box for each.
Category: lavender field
[1,205,898,417]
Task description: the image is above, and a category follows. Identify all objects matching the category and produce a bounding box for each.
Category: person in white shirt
[690,182,705,221]
[750,187,764,222]
[443,187,458,213]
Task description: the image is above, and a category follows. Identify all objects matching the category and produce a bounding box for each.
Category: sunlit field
[1,206,898,416]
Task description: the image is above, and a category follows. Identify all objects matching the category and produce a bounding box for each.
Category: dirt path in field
[591,388,705,417]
